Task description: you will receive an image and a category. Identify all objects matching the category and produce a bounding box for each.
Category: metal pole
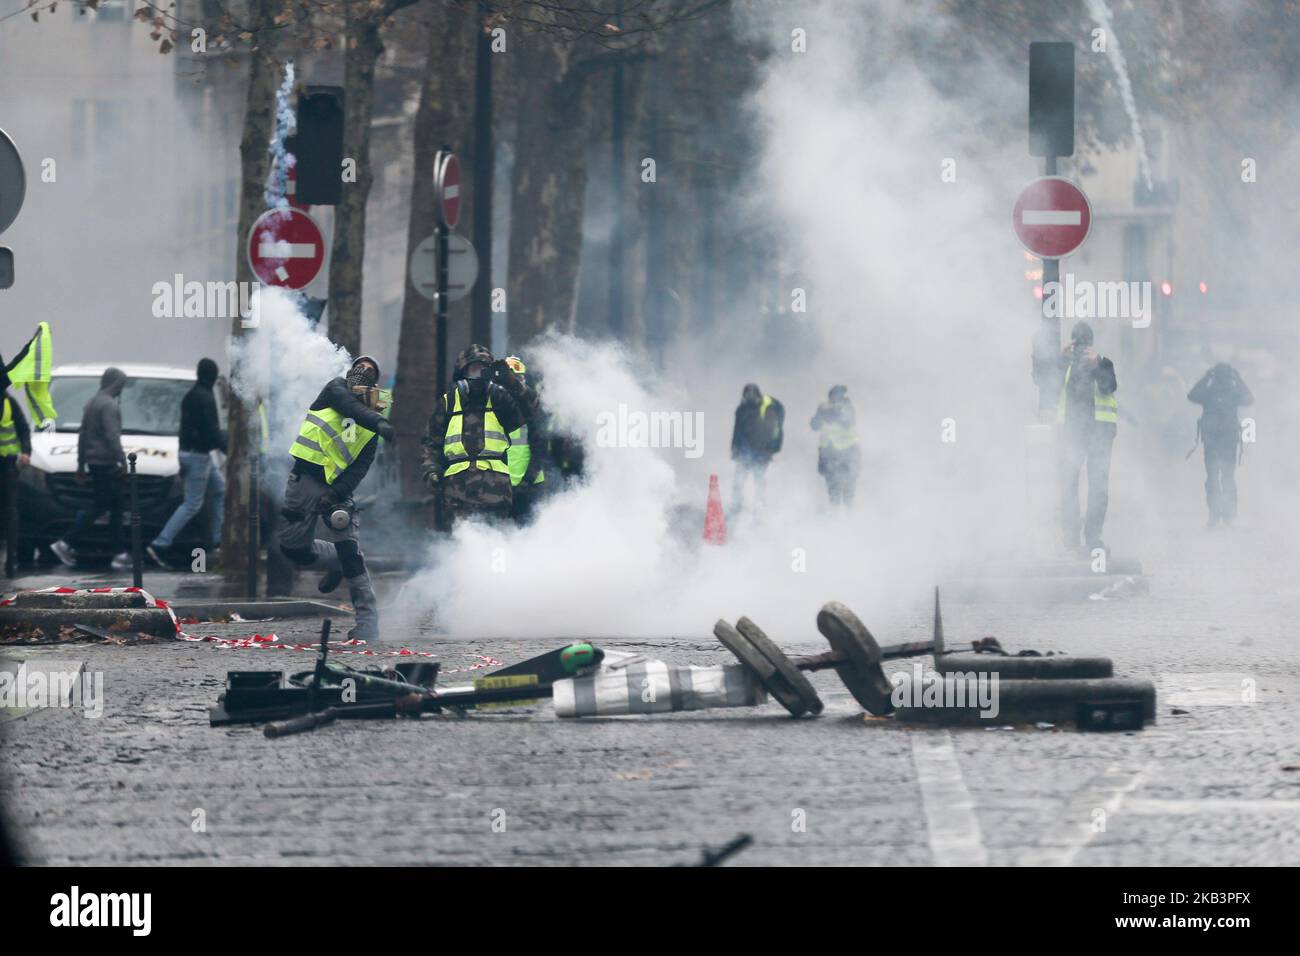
[435,209,450,534]
[1035,155,1062,415]
[470,20,494,347]
[608,3,626,340]
[247,427,259,599]
[127,453,142,587]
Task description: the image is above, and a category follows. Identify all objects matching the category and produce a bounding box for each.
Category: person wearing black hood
[50,367,130,570]
[276,355,395,641]
[1188,362,1253,527]
[146,358,227,569]
[421,344,539,530]
[730,383,784,513]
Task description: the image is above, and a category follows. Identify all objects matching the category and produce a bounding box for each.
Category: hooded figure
[730,383,784,513]
[77,367,128,470]
[1188,362,1253,527]
[49,367,130,569]
[811,385,859,507]
[146,358,228,568]
[421,343,539,530]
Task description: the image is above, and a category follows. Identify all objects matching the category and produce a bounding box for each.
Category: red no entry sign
[247,208,325,289]
[1012,176,1091,259]
[434,151,461,229]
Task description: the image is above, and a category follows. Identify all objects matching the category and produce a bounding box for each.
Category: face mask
[347,363,378,389]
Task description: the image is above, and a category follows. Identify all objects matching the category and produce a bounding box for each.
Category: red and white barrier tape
[2,585,502,673]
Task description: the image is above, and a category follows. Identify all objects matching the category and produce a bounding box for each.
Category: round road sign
[434,151,461,229]
[409,232,479,303]
[1012,176,1092,260]
[0,128,27,236]
[247,208,326,289]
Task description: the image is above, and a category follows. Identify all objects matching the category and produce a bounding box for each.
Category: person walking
[1188,362,1253,527]
[146,358,227,569]
[49,368,131,570]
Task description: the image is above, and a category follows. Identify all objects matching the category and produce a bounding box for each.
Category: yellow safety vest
[507,424,545,487]
[5,322,56,425]
[289,406,376,485]
[444,383,509,477]
[1057,364,1118,425]
[0,397,19,458]
[817,412,857,451]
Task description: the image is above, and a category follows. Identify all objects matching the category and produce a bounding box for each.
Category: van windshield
[50,376,195,437]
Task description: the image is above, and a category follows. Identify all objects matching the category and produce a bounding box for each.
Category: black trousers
[0,461,18,574]
[65,465,123,554]
[1060,424,1115,549]
[1204,438,1239,524]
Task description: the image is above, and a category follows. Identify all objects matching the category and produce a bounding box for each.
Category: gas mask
[326,501,354,531]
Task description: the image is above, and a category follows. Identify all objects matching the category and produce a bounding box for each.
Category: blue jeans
[152,451,225,550]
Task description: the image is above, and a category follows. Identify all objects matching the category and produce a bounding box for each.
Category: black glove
[492,359,524,392]
[377,419,396,443]
[316,491,341,514]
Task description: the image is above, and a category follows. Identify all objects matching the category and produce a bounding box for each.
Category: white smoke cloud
[228,287,352,473]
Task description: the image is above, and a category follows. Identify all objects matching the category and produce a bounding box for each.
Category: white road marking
[1022,210,1081,226]
[1056,766,1143,867]
[910,731,988,866]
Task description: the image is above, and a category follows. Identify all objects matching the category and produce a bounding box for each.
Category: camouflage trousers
[437,468,513,531]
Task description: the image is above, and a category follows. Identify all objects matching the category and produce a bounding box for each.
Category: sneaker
[110,552,133,572]
[49,539,77,568]
[146,545,172,570]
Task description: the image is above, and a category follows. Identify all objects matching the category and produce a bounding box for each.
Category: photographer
[420,344,539,531]
[1056,321,1118,554]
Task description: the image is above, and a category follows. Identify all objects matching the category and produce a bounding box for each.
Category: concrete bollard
[554,662,766,717]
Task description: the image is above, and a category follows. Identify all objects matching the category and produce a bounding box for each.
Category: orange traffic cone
[703,473,727,545]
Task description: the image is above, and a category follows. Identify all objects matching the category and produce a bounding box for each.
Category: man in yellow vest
[811,385,859,507]
[276,355,395,641]
[502,355,547,525]
[0,387,32,577]
[421,344,538,530]
[730,383,784,513]
[1057,321,1118,554]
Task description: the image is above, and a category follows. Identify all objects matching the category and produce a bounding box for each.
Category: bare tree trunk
[391,1,476,498]
[222,0,286,577]
[505,32,591,346]
[324,4,386,357]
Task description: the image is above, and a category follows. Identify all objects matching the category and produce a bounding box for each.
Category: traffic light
[1029,42,1075,158]
[286,86,344,206]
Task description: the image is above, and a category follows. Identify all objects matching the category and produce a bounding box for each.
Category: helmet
[454,344,494,379]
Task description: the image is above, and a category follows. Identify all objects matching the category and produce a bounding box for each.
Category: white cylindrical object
[553,662,765,718]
